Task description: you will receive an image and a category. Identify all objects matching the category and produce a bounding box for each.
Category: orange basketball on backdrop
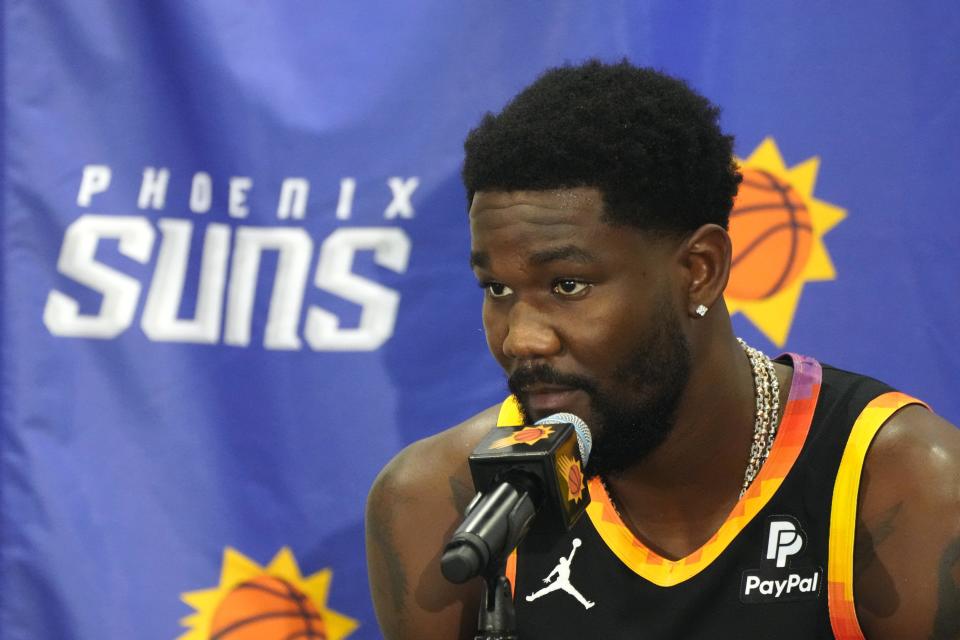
[727,168,813,300]
[210,574,327,639]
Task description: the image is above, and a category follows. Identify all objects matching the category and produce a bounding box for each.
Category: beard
[507,303,691,478]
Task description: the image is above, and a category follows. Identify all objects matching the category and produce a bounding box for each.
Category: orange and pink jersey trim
[826,391,925,639]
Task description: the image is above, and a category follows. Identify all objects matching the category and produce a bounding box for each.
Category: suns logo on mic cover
[488,425,555,450]
[556,452,586,503]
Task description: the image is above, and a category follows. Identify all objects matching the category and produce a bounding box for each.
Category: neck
[603,317,785,559]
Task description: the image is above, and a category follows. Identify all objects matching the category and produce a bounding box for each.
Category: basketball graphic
[724,138,846,347]
[567,462,583,501]
[209,575,326,639]
[179,547,359,640]
[727,168,813,300]
[514,426,548,443]
[557,454,585,502]
[489,425,554,449]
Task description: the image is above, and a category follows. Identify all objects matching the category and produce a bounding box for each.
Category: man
[366,60,960,639]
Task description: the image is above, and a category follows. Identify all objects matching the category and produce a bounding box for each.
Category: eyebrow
[470,245,599,270]
[528,245,599,266]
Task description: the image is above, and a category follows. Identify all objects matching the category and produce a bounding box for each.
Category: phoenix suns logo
[726,138,847,346]
[179,547,358,640]
[488,425,554,450]
[557,453,586,503]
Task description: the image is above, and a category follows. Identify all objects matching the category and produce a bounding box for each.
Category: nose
[501,300,562,360]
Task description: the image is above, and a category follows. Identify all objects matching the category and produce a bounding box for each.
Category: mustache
[507,364,598,397]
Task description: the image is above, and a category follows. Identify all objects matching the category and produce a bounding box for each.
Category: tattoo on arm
[854,501,902,579]
[930,535,960,640]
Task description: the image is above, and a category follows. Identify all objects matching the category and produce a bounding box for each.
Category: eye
[481,282,514,298]
[552,279,591,297]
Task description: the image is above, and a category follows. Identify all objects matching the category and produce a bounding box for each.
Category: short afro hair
[462,59,741,234]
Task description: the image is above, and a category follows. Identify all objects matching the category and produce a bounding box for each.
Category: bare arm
[365,406,499,640]
[854,406,960,639]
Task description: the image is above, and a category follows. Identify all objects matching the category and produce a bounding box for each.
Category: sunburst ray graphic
[725,137,847,346]
[179,547,358,640]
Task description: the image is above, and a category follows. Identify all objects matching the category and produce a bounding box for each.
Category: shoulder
[860,404,960,531]
[864,403,960,497]
[854,402,960,639]
[365,404,501,640]
[369,404,501,513]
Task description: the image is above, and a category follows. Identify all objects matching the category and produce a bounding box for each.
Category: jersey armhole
[827,391,928,639]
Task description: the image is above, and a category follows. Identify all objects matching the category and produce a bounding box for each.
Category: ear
[678,224,731,318]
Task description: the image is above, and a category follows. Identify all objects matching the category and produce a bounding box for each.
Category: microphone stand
[473,487,534,640]
[475,562,517,640]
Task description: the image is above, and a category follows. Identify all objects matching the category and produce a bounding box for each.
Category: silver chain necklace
[736,337,781,498]
[600,337,781,527]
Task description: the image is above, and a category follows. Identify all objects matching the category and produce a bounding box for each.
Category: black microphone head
[441,415,594,584]
[467,416,592,535]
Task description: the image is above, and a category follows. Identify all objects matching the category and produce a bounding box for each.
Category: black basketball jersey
[495,353,924,639]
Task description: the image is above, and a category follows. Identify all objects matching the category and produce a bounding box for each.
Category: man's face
[469,188,692,477]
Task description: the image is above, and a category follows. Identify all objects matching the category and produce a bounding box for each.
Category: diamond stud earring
[695,304,708,317]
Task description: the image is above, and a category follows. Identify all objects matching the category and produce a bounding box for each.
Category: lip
[523,385,584,416]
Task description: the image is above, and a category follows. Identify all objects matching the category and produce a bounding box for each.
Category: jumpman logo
[524,538,595,609]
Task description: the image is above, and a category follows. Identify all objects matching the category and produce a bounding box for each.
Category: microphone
[440,413,593,584]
